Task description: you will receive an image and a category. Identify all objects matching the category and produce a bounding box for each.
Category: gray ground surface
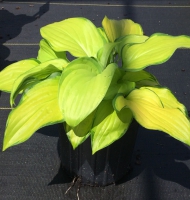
[1,1,190,199]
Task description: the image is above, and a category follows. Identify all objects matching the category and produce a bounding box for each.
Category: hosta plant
[1,16,190,154]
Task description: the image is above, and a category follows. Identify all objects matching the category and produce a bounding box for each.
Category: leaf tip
[92,149,96,155]
[2,142,9,152]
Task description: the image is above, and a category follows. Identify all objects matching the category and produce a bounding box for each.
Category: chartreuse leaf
[122,70,159,88]
[135,80,159,88]
[104,67,135,100]
[67,110,96,137]
[116,35,148,56]
[3,75,64,151]
[104,67,121,99]
[20,72,61,103]
[65,111,96,149]
[10,59,68,106]
[102,16,143,42]
[91,100,133,154]
[122,70,158,82]
[97,42,117,68]
[114,88,190,146]
[59,57,116,127]
[97,32,148,68]
[97,27,109,43]
[37,39,68,62]
[41,17,106,58]
[66,131,91,150]
[116,34,148,44]
[145,87,188,116]
[113,94,127,112]
[0,59,40,92]
[122,33,190,71]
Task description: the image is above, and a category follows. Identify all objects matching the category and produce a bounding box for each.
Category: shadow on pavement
[117,127,190,197]
[0,1,50,71]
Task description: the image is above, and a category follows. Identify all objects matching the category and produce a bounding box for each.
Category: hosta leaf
[102,16,143,42]
[66,110,96,137]
[104,67,122,99]
[116,34,148,44]
[59,57,116,127]
[121,88,190,146]
[104,79,135,100]
[41,17,106,58]
[37,39,68,62]
[97,42,117,68]
[122,70,158,82]
[91,100,133,154]
[113,94,127,112]
[66,130,91,150]
[104,67,121,99]
[64,113,94,149]
[10,59,68,106]
[135,80,159,88]
[3,75,64,151]
[103,67,136,100]
[0,59,40,92]
[61,57,102,78]
[97,27,109,43]
[122,33,190,71]
[122,70,159,88]
[116,35,148,56]
[98,28,147,68]
[145,86,188,116]
[20,72,61,103]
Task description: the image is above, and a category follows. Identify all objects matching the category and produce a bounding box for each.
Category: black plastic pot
[59,120,138,187]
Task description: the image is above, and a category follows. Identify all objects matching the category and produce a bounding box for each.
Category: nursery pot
[59,120,139,187]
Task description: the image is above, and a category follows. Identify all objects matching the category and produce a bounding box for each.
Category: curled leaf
[0,59,39,92]
[124,88,190,146]
[3,75,64,151]
[122,33,190,71]
[102,16,143,42]
[41,17,106,58]
[37,39,68,62]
